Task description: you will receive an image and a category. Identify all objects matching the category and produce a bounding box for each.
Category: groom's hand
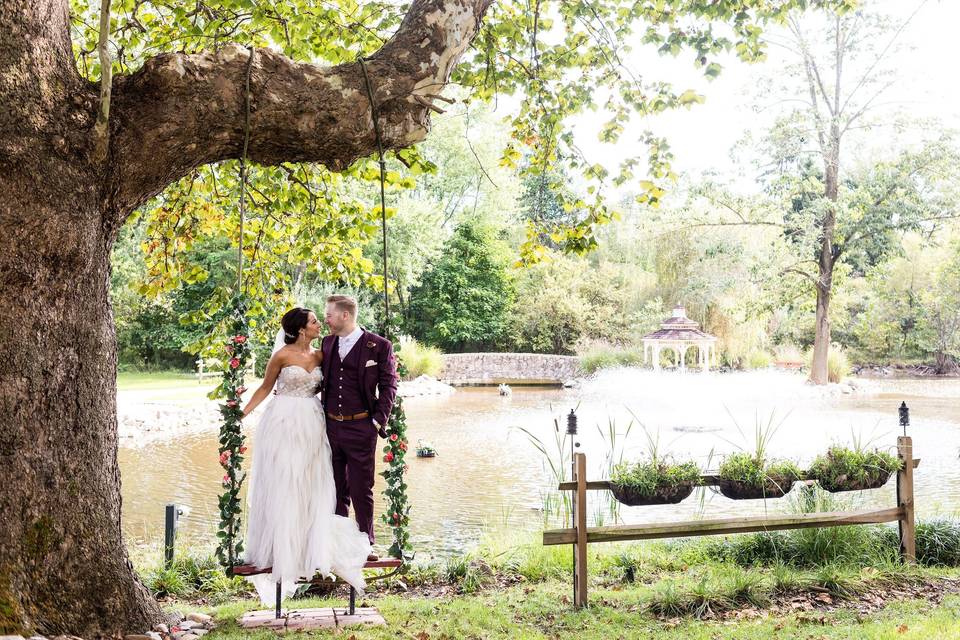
[374,420,388,439]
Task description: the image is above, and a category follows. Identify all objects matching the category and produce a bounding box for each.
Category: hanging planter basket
[814,471,894,493]
[807,447,903,493]
[717,475,796,500]
[609,481,696,506]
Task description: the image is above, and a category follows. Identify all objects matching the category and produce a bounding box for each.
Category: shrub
[746,350,773,370]
[808,446,902,492]
[397,336,444,379]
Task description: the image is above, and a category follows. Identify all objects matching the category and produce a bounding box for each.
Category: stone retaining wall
[440,353,582,385]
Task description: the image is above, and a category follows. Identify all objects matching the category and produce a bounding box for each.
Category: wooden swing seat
[232,557,403,619]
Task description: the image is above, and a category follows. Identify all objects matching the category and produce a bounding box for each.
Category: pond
[118,369,960,561]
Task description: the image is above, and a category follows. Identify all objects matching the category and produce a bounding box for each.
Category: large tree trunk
[0,0,492,635]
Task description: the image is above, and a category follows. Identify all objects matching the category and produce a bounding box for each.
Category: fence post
[897,435,916,563]
[573,452,588,608]
[164,503,177,568]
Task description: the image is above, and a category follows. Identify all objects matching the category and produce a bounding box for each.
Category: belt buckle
[334,413,344,422]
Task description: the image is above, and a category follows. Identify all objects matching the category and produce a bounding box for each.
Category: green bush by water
[579,343,644,374]
[397,336,444,379]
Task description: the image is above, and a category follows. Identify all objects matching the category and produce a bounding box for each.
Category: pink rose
[223,474,230,484]
[219,451,231,465]
[226,400,238,408]
[390,434,398,442]
[239,446,248,454]
[233,335,248,344]
[229,358,240,369]
[236,386,247,395]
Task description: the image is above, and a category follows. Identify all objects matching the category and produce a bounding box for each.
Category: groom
[320,294,398,560]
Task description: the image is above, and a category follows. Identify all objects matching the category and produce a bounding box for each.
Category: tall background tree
[0,0,853,634]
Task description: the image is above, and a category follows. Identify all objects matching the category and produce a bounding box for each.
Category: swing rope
[357,56,390,333]
[237,45,255,296]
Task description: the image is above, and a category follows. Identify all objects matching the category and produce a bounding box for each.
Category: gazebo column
[653,345,661,371]
[680,345,688,372]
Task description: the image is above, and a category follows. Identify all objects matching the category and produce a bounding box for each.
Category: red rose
[390,434,399,442]
[233,335,248,344]
[229,358,240,369]
[392,512,400,521]
[384,452,394,463]
[399,442,408,452]
[239,446,248,454]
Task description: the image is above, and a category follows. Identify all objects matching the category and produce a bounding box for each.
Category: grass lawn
[117,370,209,390]
[189,579,960,639]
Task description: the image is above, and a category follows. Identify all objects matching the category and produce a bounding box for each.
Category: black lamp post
[899,401,910,437]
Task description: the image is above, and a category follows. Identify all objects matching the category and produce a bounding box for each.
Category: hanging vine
[214,301,251,572]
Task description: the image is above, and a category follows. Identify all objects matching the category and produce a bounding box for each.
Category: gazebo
[641,306,717,372]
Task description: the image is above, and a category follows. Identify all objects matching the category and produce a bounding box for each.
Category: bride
[240,307,371,605]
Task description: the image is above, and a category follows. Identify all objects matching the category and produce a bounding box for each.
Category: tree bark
[0,0,492,635]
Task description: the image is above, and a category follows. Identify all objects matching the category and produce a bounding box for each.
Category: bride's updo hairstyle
[281,307,313,344]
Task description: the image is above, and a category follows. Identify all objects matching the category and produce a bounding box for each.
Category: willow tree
[0,0,848,635]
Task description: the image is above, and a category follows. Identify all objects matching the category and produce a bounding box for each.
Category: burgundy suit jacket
[320,329,398,429]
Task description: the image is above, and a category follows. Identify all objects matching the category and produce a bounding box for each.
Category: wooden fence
[542,436,918,609]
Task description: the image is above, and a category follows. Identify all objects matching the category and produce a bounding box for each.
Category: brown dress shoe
[366,552,379,563]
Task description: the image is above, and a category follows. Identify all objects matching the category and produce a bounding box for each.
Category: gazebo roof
[642,306,716,342]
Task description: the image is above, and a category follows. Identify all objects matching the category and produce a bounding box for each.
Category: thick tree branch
[109,0,494,217]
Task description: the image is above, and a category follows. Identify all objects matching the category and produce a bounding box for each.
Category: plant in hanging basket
[808,446,902,492]
[609,458,701,506]
[716,408,800,499]
[717,453,801,500]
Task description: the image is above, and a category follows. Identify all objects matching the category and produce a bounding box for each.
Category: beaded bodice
[275,366,322,398]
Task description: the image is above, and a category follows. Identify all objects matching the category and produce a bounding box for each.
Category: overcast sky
[561,0,960,197]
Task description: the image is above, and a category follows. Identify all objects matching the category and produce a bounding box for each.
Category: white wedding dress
[244,365,371,605]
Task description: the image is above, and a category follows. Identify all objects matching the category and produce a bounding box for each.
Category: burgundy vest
[325,338,367,417]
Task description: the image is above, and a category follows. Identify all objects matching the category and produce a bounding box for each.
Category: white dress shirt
[338,326,364,360]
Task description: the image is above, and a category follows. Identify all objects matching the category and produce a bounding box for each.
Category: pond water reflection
[119,370,960,561]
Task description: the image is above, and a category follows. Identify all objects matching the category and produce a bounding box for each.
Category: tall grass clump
[398,336,444,379]
[139,551,250,602]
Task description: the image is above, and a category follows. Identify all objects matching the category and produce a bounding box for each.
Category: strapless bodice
[275,365,322,398]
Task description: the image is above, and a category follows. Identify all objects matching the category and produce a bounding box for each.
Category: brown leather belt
[327,411,369,422]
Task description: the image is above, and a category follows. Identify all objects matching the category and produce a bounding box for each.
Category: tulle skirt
[244,394,371,605]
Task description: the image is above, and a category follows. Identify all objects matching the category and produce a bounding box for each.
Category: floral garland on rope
[381,340,412,559]
[214,298,251,573]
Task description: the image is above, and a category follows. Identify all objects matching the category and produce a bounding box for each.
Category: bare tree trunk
[0,0,493,634]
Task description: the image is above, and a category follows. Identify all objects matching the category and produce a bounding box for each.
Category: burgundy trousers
[326,417,378,545]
